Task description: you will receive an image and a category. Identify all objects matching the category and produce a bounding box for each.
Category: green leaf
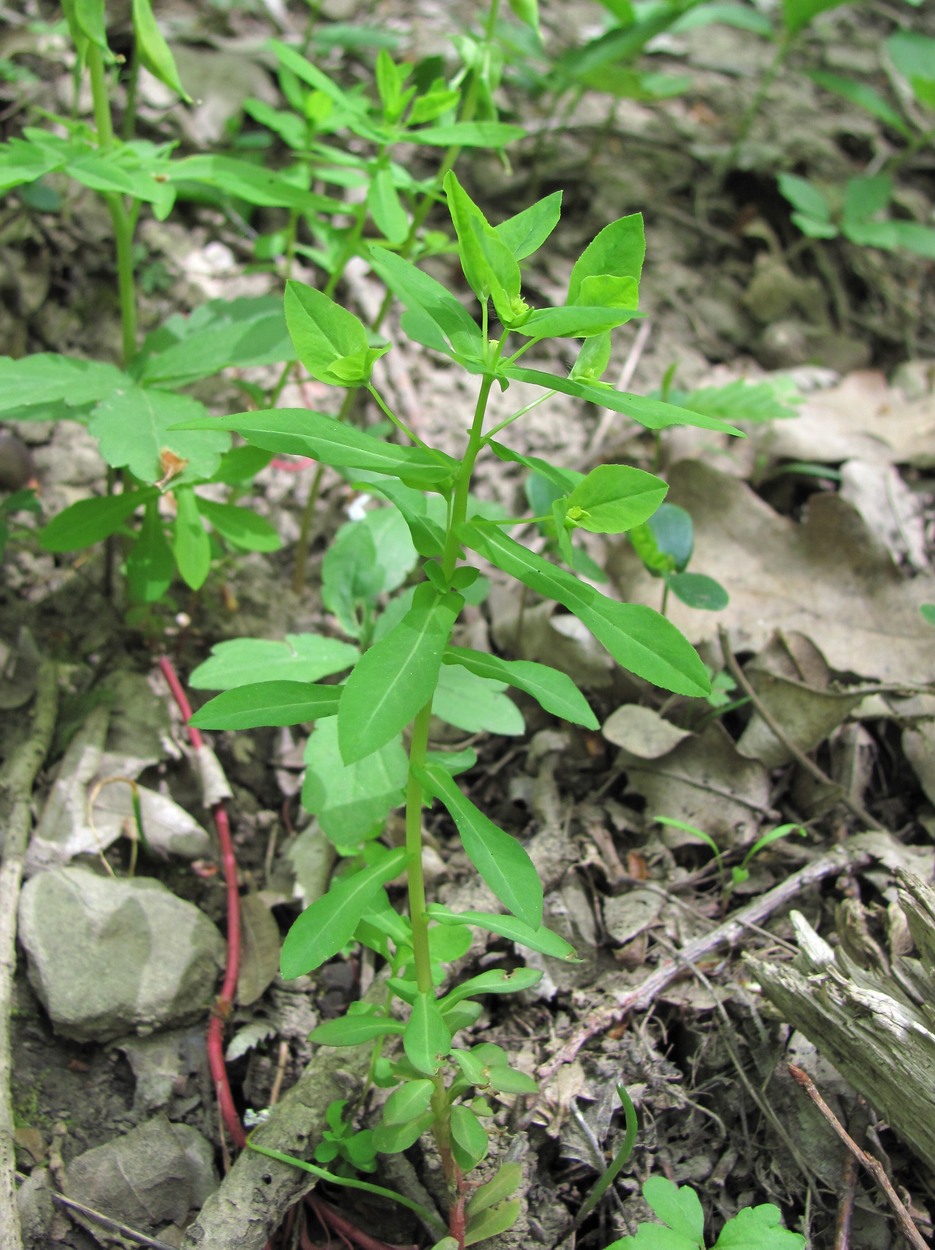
[843,174,892,226]
[139,296,292,387]
[466,1162,523,1216]
[131,0,191,100]
[886,30,935,106]
[565,464,667,533]
[808,71,911,137]
[195,499,282,553]
[643,1179,705,1243]
[567,214,644,305]
[310,1012,406,1046]
[461,524,710,697]
[170,154,344,215]
[714,1204,806,1249]
[368,164,410,245]
[190,635,358,690]
[777,174,833,224]
[444,170,524,326]
[322,507,418,636]
[172,486,211,590]
[668,572,729,611]
[444,647,598,729]
[417,763,542,928]
[125,500,174,604]
[608,1227,699,1250]
[410,121,525,148]
[486,1066,539,1094]
[921,604,935,627]
[450,1105,488,1171]
[464,1199,521,1246]
[71,0,108,51]
[285,281,387,386]
[281,847,408,977]
[438,967,543,1012]
[514,305,638,341]
[781,0,848,35]
[404,991,452,1074]
[0,354,126,415]
[427,904,578,961]
[338,584,462,764]
[431,664,524,736]
[189,682,343,730]
[500,366,744,435]
[383,1079,435,1126]
[373,1112,434,1154]
[508,0,539,32]
[495,191,562,260]
[303,717,408,846]
[0,137,63,195]
[368,246,486,363]
[174,409,458,491]
[632,503,694,574]
[40,489,153,552]
[88,387,229,484]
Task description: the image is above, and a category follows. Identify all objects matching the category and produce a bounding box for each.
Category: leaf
[508,0,539,31]
[196,499,282,553]
[808,71,911,137]
[169,154,344,215]
[368,246,486,363]
[417,763,542,928]
[567,214,645,305]
[644,1179,705,1244]
[131,0,190,100]
[777,173,833,224]
[427,904,578,961]
[439,967,543,1012]
[565,464,668,533]
[88,387,228,484]
[444,646,599,729]
[125,500,174,603]
[337,584,462,764]
[0,353,126,414]
[843,174,892,226]
[189,682,343,730]
[172,487,211,590]
[410,121,525,148]
[713,1204,805,1249]
[285,281,386,386]
[444,171,523,327]
[668,572,729,611]
[404,991,452,1074]
[303,718,408,846]
[464,1199,521,1246]
[514,305,638,340]
[237,893,281,1005]
[461,524,710,697]
[372,1113,434,1154]
[450,1105,488,1170]
[139,296,292,387]
[495,191,561,260]
[383,1079,435,1126]
[280,847,408,978]
[322,507,418,636]
[190,635,358,690]
[632,503,694,574]
[310,1012,406,1045]
[781,0,849,36]
[368,164,410,245]
[431,664,525,736]
[466,1162,523,1215]
[40,489,153,552]
[173,408,458,491]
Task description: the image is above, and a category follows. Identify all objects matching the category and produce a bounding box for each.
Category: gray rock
[64,1115,217,1234]
[18,866,224,1041]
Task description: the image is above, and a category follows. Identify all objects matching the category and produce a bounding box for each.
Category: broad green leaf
[565,464,667,533]
[669,572,729,611]
[714,1204,805,1249]
[431,664,524,736]
[170,154,344,215]
[632,503,694,574]
[360,477,447,558]
[410,121,525,148]
[404,991,452,1074]
[567,214,644,305]
[843,174,892,226]
[281,847,408,977]
[466,1162,523,1216]
[461,524,710,697]
[0,354,126,414]
[444,646,599,729]
[417,763,542,928]
[383,1079,435,1126]
[450,1105,488,1170]
[644,1179,705,1243]
[427,904,578,961]
[500,366,744,435]
[514,305,637,340]
[190,635,358,690]
[777,173,833,223]
[781,0,849,35]
[608,1228,699,1250]
[189,682,342,730]
[444,170,524,326]
[172,487,211,590]
[495,191,562,260]
[372,1113,434,1154]
[464,1199,521,1246]
[89,388,228,483]
[125,500,174,604]
[285,280,386,386]
[72,0,108,51]
[338,584,462,764]
[438,967,543,1011]
[66,146,174,211]
[138,296,291,387]
[368,164,410,245]
[303,717,408,845]
[310,1012,406,1045]
[173,409,458,490]
[40,489,153,552]
[131,0,191,100]
[0,137,63,195]
[322,507,418,637]
[368,246,486,363]
[196,499,281,553]
[576,273,640,309]
[886,30,935,106]
[486,1066,539,1094]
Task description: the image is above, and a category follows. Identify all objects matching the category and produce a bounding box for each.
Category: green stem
[405,701,434,995]
[725,35,792,170]
[441,372,494,582]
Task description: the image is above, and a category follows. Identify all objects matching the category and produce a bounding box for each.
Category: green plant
[606,1176,805,1250]
[656,816,807,894]
[630,503,728,614]
[183,168,743,1244]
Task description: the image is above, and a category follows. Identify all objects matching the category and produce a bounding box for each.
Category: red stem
[158,656,246,1150]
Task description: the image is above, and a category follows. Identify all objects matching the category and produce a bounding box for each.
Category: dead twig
[0,660,58,1250]
[788,1065,929,1250]
[717,626,884,832]
[14,1170,179,1250]
[539,843,871,1078]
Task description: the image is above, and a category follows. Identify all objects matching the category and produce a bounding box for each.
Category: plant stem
[404,702,434,994]
[441,372,495,581]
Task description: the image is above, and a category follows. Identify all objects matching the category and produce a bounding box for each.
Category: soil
[2,1,935,1248]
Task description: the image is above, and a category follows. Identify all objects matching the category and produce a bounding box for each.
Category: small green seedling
[656,817,807,894]
[921,604,935,628]
[630,503,729,615]
[605,1176,805,1250]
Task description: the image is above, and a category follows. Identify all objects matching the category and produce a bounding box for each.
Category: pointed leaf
[444,170,523,326]
[189,682,343,730]
[438,967,543,1011]
[383,1079,435,1126]
[190,635,358,690]
[444,647,598,729]
[280,847,408,977]
[368,246,486,363]
[126,500,174,603]
[40,489,153,552]
[565,464,668,533]
[193,499,281,552]
[495,190,561,260]
[310,1013,406,1045]
[464,1199,521,1246]
[466,1162,523,1215]
[427,904,578,961]
[131,0,191,99]
[410,121,524,148]
[285,280,384,386]
[338,584,462,763]
[515,305,638,340]
[404,991,452,1074]
[568,214,644,305]
[172,486,211,590]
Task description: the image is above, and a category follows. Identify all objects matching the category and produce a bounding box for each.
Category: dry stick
[0,660,58,1250]
[539,843,871,1078]
[14,1171,179,1250]
[717,626,884,832]
[788,1065,929,1250]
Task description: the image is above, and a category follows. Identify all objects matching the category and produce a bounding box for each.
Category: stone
[18,865,224,1041]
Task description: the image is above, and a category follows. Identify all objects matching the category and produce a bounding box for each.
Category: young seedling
[656,816,807,898]
[629,503,729,615]
[185,169,744,1245]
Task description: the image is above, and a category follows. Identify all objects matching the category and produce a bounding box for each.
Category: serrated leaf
[338,584,462,763]
[444,646,598,729]
[431,664,524,736]
[40,489,153,552]
[189,682,342,730]
[404,991,452,1074]
[565,464,667,533]
[427,904,578,961]
[417,763,542,928]
[302,718,408,845]
[461,524,710,697]
[190,635,358,690]
[281,847,408,978]
[88,387,228,483]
